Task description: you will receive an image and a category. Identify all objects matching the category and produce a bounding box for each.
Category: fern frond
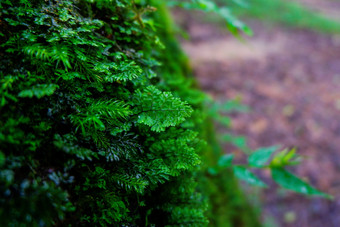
[150,139,201,175]
[142,159,171,184]
[55,70,86,81]
[112,174,149,194]
[53,134,98,161]
[145,129,201,176]
[23,44,72,69]
[24,44,52,61]
[94,61,142,83]
[88,100,132,120]
[70,113,106,134]
[108,61,142,82]
[91,131,110,148]
[134,86,193,132]
[70,100,131,134]
[18,84,58,99]
[101,133,142,161]
[51,45,71,69]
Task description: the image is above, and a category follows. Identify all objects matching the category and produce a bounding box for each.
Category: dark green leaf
[248,145,279,167]
[217,154,234,168]
[271,168,332,199]
[233,166,267,187]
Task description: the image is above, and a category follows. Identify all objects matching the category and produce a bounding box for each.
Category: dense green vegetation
[0,0,332,226]
[0,0,261,225]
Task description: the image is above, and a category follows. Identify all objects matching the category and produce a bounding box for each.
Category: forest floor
[176,1,340,227]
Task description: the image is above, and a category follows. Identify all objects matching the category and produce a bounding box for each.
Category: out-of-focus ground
[175,1,340,226]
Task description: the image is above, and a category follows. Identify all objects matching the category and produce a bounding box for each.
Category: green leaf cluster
[2,0,324,225]
[0,0,209,225]
[215,145,332,199]
[168,0,253,35]
[207,98,331,199]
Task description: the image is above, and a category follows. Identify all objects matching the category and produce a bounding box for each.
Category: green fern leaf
[23,44,72,69]
[109,61,142,82]
[51,45,72,69]
[18,84,58,98]
[113,174,149,194]
[24,44,52,61]
[94,61,142,83]
[135,86,193,132]
[54,134,98,161]
[100,133,142,161]
[149,129,201,175]
[70,100,131,134]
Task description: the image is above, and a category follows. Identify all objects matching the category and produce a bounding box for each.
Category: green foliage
[248,146,279,167]
[152,4,262,226]
[18,84,59,99]
[198,118,262,227]
[134,86,193,132]
[270,148,302,167]
[207,96,331,199]
[1,0,328,226]
[169,0,253,35]
[218,144,331,198]
[217,154,234,168]
[218,0,340,33]
[0,0,208,225]
[271,168,332,199]
[233,166,267,187]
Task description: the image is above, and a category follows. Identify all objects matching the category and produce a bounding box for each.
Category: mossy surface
[0,0,260,226]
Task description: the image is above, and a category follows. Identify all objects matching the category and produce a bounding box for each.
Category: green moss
[154,2,261,226]
[0,0,261,226]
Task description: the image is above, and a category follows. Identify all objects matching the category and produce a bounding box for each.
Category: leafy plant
[168,0,253,35]
[0,0,331,226]
[0,0,210,225]
[207,98,332,198]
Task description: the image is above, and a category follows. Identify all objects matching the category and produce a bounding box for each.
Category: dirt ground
[176,2,340,227]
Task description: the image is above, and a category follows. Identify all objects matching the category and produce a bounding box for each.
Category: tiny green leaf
[248,145,279,167]
[271,168,332,199]
[217,154,234,168]
[282,148,297,163]
[271,148,301,167]
[233,166,267,187]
